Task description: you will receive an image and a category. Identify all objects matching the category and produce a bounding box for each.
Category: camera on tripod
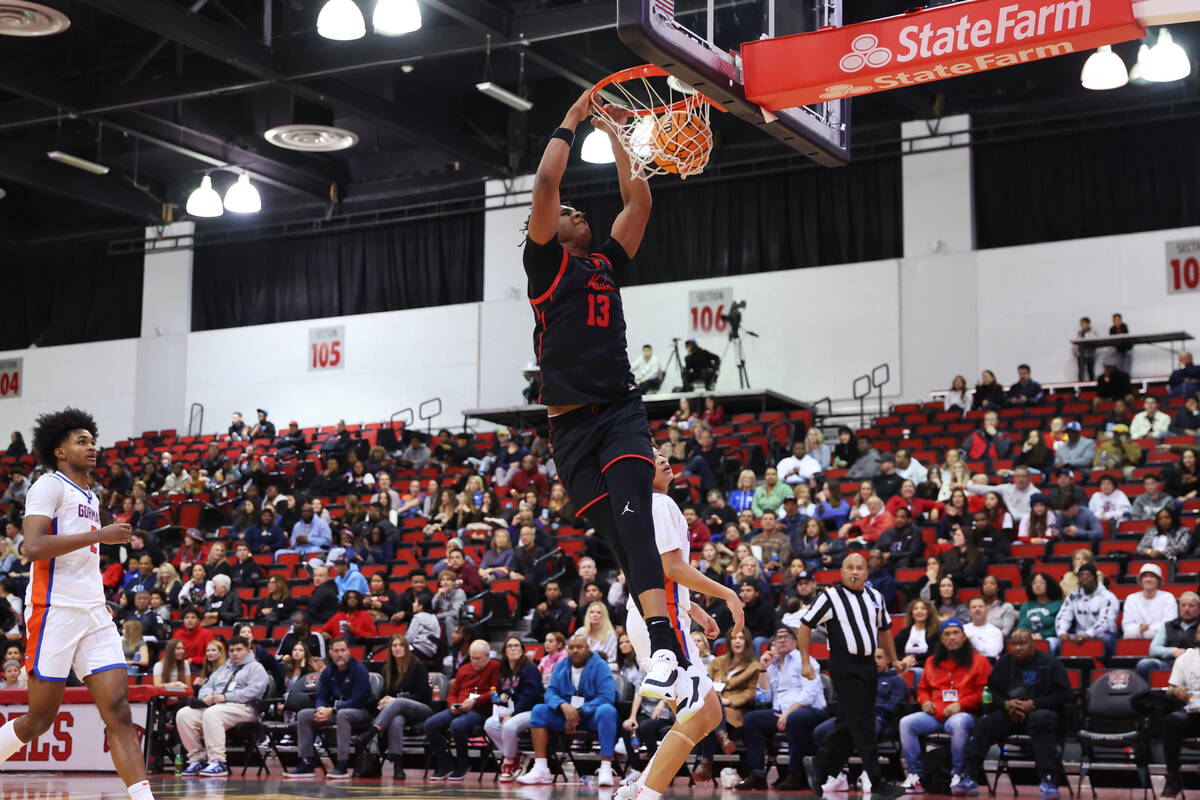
[719,300,747,340]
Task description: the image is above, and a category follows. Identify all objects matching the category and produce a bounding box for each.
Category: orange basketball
[651,109,712,175]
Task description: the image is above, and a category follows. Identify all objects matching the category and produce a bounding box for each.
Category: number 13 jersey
[525,236,638,406]
[23,472,105,610]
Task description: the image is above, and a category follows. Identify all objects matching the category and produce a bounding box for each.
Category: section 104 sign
[688,288,734,337]
[308,325,344,371]
[0,358,21,398]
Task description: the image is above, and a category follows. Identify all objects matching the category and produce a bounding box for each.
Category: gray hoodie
[198,652,270,706]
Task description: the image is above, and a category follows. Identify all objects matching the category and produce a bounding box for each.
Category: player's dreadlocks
[32,407,97,469]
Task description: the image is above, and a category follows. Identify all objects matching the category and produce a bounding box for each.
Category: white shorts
[24,604,126,682]
[626,608,699,669]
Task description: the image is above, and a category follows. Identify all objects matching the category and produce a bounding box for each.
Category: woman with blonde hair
[203,541,231,579]
[939,449,966,486]
[122,619,150,675]
[1061,548,1104,595]
[937,462,973,502]
[583,601,618,664]
[729,470,757,513]
[479,530,515,583]
[341,494,366,527]
[838,480,876,536]
[194,640,226,687]
[156,562,183,606]
[153,639,191,690]
[805,428,832,471]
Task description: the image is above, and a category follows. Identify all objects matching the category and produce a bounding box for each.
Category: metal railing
[187,403,204,438]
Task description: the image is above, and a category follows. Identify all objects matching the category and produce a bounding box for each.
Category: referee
[798,552,906,800]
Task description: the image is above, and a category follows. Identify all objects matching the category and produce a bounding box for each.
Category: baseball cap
[497,427,510,435]
[878,452,895,463]
[1138,563,1163,581]
[1030,493,1050,507]
[1065,421,1082,431]
[1056,468,1075,479]
[739,578,760,590]
[795,569,813,582]
[1111,423,1130,434]
[289,420,299,426]
[256,408,268,416]
[783,495,799,503]
[940,618,964,632]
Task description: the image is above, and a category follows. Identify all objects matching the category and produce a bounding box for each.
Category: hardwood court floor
[0,773,1174,800]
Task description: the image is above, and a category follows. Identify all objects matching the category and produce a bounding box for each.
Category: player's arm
[596,105,652,258]
[661,548,743,635]
[21,515,131,561]
[529,89,593,244]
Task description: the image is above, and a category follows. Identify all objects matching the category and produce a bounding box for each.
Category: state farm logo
[819,83,875,99]
[839,34,893,72]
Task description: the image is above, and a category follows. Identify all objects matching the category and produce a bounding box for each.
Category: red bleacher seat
[1115,639,1151,657]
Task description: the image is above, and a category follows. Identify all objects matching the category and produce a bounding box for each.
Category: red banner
[743,0,1144,111]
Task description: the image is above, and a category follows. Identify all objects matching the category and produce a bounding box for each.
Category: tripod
[664,338,686,391]
[721,330,755,389]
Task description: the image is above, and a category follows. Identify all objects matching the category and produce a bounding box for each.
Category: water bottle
[174,753,184,776]
[981,686,993,707]
[432,681,442,704]
[630,733,641,751]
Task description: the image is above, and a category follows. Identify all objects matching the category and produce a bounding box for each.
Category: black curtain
[0,235,144,350]
[192,213,484,330]
[568,155,902,285]
[974,116,1200,249]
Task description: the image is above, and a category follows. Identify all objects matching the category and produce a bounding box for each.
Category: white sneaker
[902,773,925,794]
[613,738,627,757]
[640,649,679,702]
[673,662,713,724]
[620,769,642,787]
[859,771,873,794]
[597,764,615,787]
[517,763,554,785]
[823,772,850,792]
[614,783,639,800]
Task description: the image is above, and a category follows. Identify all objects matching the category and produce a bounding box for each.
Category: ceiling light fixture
[264,124,359,152]
[1144,27,1191,82]
[0,1,70,37]
[186,175,224,218]
[475,81,533,112]
[317,0,365,40]
[372,0,420,35]
[46,150,110,175]
[222,173,262,214]
[580,128,615,164]
[0,187,6,201]
[1081,45,1129,90]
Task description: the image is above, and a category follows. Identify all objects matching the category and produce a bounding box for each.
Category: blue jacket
[876,669,909,724]
[545,652,616,715]
[316,657,372,710]
[334,567,369,599]
[1056,506,1103,540]
[243,523,287,555]
[867,568,898,613]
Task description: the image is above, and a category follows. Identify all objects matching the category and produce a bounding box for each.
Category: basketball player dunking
[524,89,694,704]
[0,409,152,800]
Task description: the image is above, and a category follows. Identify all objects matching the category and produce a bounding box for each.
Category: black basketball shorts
[547,395,655,515]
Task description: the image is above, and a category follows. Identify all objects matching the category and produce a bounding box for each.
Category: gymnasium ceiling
[0,0,1196,244]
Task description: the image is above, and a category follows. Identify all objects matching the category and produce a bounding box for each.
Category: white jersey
[626,493,699,666]
[23,471,105,610]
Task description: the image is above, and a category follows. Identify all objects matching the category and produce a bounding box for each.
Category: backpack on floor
[920,742,952,795]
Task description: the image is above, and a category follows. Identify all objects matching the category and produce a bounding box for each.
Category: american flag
[653,0,674,18]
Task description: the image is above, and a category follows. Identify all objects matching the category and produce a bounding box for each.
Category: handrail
[872,363,891,418]
[810,396,833,432]
[853,373,872,428]
[390,408,414,429]
[187,403,204,437]
[419,397,443,436]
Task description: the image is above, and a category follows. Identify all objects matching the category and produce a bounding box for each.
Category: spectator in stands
[567,556,609,612]
[899,619,991,792]
[1014,430,1053,474]
[122,619,150,675]
[937,488,972,539]
[4,431,25,458]
[893,448,927,485]
[1171,395,1200,436]
[176,606,216,667]
[433,569,466,646]
[972,370,1007,411]
[1168,351,1200,399]
[1123,563,1177,642]
[962,410,1012,468]
[318,589,377,641]
[691,628,757,779]
[1108,313,1133,372]
[276,501,332,560]
[274,420,307,458]
[256,575,296,627]
[248,408,275,440]
[1131,395,1172,440]
[751,466,791,518]
[346,461,375,492]
[519,632,618,786]
[964,596,1004,659]
[309,457,349,498]
[536,632,567,684]
[1060,549,1104,597]
[867,549,898,612]
[1074,316,1099,380]
[729,470,757,514]
[1133,473,1175,521]
[803,428,831,471]
[477,530,515,585]
[1167,448,1200,501]
[202,541,231,581]
[631,344,664,393]
[871,454,903,501]
[777,495,806,545]
[1089,475,1132,529]
[155,563,182,606]
[886,479,944,522]
[531,579,572,640]
[1161,623,1200,798]
[176,636,270,778]
[153,639,191,690]
[1054,421,1096,472]
[922,570,968,621]
[363,572,400,623]
[1137,506,1194,559]
[127,590,165,641]
[1047,469,1089,511]
[978,496,1014,549]
[358,634,432,779]
[286,637,373,779]
[1097,359,1133,402]
[396,433,431,471]
[980,575,1017,636]
[682,339,720,391]
[1056,563,1118,655]
[945,375,972,414]
[942,526,988,586]
[778,440,822,487]
[700,489,737,537]
[178,563,213,608]
[967,465,1037,522]
[195,640,226,687]
[371,471,401,508]
[833,426,858,469]
[750,510,790,570]
[1056,495,1103,542]
[173,529,207,574]
[1007,364,1043,407]
[228,542,262,588]
[877,507,925,567]
[1018,572,1064,651]
[847,437,882,479]
[443,547,482,595]
[847,496,895,546]
[201,575,242,627]
[484,635,543,781]
[1094,425,1142,472]
[738,626,827,791]
[504,454,549,499]
[683,428,727,491]
[162,461,190,494]
[306,565,339,625]
[816,483,851,530]
[896,599,939,677]
[277,611,327,661]
[1139,591,1200,682]
[580,600,617,664]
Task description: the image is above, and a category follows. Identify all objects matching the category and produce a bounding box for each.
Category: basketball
[651,109,713,175]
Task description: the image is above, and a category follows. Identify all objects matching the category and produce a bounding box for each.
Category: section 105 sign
[1167,238,1200,294]
[308,325,344,371]
[688,288,733,336]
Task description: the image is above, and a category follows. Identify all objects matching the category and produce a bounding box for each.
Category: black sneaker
[804,756,824,799]
[873,780,907,800]
[430,768,452,781]
[448,767,469,781]
[773,774,807,791]
[735,773,768,791]
[1162,776,1183,798]
[327,762,350,780]
[392,758,406,781]
[283,759,317,778]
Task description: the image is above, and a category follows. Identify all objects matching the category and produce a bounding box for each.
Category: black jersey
[524,235,638,406]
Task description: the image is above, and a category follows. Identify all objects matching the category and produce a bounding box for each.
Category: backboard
[617,0,850,166]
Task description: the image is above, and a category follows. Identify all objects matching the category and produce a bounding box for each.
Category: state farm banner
[744,0,1144,110]
[0,703,149,771]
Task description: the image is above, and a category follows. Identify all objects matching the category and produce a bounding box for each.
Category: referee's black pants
[815,653,884,784]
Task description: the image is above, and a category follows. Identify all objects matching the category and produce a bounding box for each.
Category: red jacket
[687,518,711,548]
[507,468,549,498]
[917,649,991,721]
[855,509,895,543]
[175,626,216,667]
[448,658,500,715]
[319,610,378,639]
[452,561,484,595]
[885,496,946,519]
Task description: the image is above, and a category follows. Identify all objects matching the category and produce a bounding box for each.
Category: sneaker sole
[326,775,351,781]
[281,773,314,779]
[198,773,228,779]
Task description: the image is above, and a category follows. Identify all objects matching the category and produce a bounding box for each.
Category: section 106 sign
[308,326,344,371]
[688,288,733,336]
[1167,238,1200,294]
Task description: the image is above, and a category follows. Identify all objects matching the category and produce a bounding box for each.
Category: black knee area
[581,500,638,611]
[599,457,663,595]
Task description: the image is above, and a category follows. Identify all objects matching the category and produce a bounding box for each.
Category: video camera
[719,300,747,339]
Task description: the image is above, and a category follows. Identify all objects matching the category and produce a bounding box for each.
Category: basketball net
[590,65,717,181]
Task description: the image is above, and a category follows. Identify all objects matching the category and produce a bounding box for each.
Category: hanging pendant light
[186,175,223,218]
[372,0,421,35]
[1080,45,1128,90]
[317,0,365,40]
[580,129,615,164]
[1144,28,1191,83]
[223,173,261,214]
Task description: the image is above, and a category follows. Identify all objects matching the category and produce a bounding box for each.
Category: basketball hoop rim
[589,64,728,115]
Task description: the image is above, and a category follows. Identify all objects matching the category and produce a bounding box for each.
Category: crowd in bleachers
[0,359,1197,791]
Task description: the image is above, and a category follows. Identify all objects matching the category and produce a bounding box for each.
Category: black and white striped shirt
[800,583,888,657]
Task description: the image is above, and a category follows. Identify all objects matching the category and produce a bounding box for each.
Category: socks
[636,787,663,800]
[0,720,26,763]
[534,757,548,770]
[127,781,154,800]
[645,617,690,668]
